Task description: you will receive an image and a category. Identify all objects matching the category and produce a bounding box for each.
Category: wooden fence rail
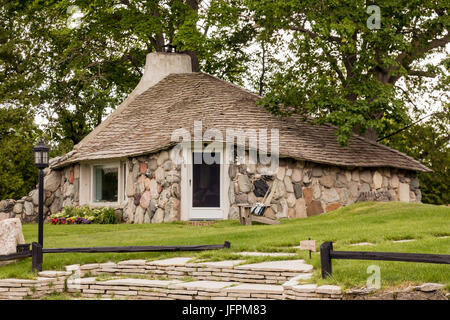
[320,241,450,278]
[0,251,32,262]
[31,241,230,272]
[42,242,231,254]
[1,242,231,272]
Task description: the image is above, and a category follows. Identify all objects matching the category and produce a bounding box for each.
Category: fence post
[224,241,231,249]
[32,242,43,272]
[320,241,333,278]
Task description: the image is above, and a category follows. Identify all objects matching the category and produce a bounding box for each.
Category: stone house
[0,53,430,223]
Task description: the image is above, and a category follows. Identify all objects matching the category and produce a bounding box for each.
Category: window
[93,165,118,203]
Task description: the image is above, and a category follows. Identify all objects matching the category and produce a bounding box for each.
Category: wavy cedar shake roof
[52,72,430,172]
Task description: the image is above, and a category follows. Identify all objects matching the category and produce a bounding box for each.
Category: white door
[188,144,223,220]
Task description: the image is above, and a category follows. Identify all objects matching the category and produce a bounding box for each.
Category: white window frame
[88,160,127,207]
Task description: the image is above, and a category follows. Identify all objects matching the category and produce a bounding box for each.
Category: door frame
[180,141,230,221]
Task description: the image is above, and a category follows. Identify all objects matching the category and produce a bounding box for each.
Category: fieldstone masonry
[0,157,78,223]
[0,147,421,224]
[122,150,181,224]
[228,153,421,220]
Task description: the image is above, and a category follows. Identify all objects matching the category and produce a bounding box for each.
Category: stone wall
[0,160,79,223]
[122,149,181,224]
[1,258,445,300]
[0,271,68,300]
[70,258,313,285]
[0,148,421,224]
[228,156,421,219]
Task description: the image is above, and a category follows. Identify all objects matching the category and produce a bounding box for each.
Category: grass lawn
[1,201,449,290]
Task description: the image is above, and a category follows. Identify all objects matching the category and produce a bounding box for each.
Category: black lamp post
[33,140,49,247]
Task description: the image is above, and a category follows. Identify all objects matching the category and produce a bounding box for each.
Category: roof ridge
[197,72,262,99]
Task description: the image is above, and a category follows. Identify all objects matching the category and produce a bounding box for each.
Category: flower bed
[50,205,117,225]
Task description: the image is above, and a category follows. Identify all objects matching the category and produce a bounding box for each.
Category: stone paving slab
[65,264,81,271]
[290,284,318,293]
[350,242,375,246]
[316,285,342,295]
[414,283,445,292]
[102,278,180,288]
[225,283,284,294]
[67,277,97,285]
[171,281,237,292]
[282,274,313,287]
[147,257,194,266]
[117,259,146,266]
[195,260,245,269]
[235,260,312,273]
[80,263,100,270]
[237,252,296,257]
[38,271,72,278]
[392,239,415,243]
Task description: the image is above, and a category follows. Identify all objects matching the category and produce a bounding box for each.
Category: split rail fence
[0,241,231,272]
[320,241,450,278]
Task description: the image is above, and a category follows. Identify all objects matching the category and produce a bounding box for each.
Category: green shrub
[94,207,117,224]
[50,205,118,224]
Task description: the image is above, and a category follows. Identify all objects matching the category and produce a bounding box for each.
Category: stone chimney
[134,52,192,95]
[75,53,191,149]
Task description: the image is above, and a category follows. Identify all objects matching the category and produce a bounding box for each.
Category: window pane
[94,165,118,202]
[34,152,41,164]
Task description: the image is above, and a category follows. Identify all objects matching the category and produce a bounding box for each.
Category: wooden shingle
[52,73,430,172]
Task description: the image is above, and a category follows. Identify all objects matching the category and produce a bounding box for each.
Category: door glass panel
[192,152,220,208]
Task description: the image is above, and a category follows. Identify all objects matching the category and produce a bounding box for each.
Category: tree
[381,107,449,204]
[0,0,257,150]
[241,0,449,144]
[0,107,41,200]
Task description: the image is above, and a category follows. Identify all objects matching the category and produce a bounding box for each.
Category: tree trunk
[186,50,200,72]
[185,0,200,72]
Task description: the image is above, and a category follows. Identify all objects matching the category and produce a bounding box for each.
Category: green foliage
[0,0,256,150]
[243,0,449,144]
[50,205,118,224]
[95,207,118,224]
[0,107,41,199]
[382,107,450,205]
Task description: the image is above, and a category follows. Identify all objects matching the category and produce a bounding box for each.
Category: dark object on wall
[356,191,392,202]
[253,179,269,197]
[134,193,141,206]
